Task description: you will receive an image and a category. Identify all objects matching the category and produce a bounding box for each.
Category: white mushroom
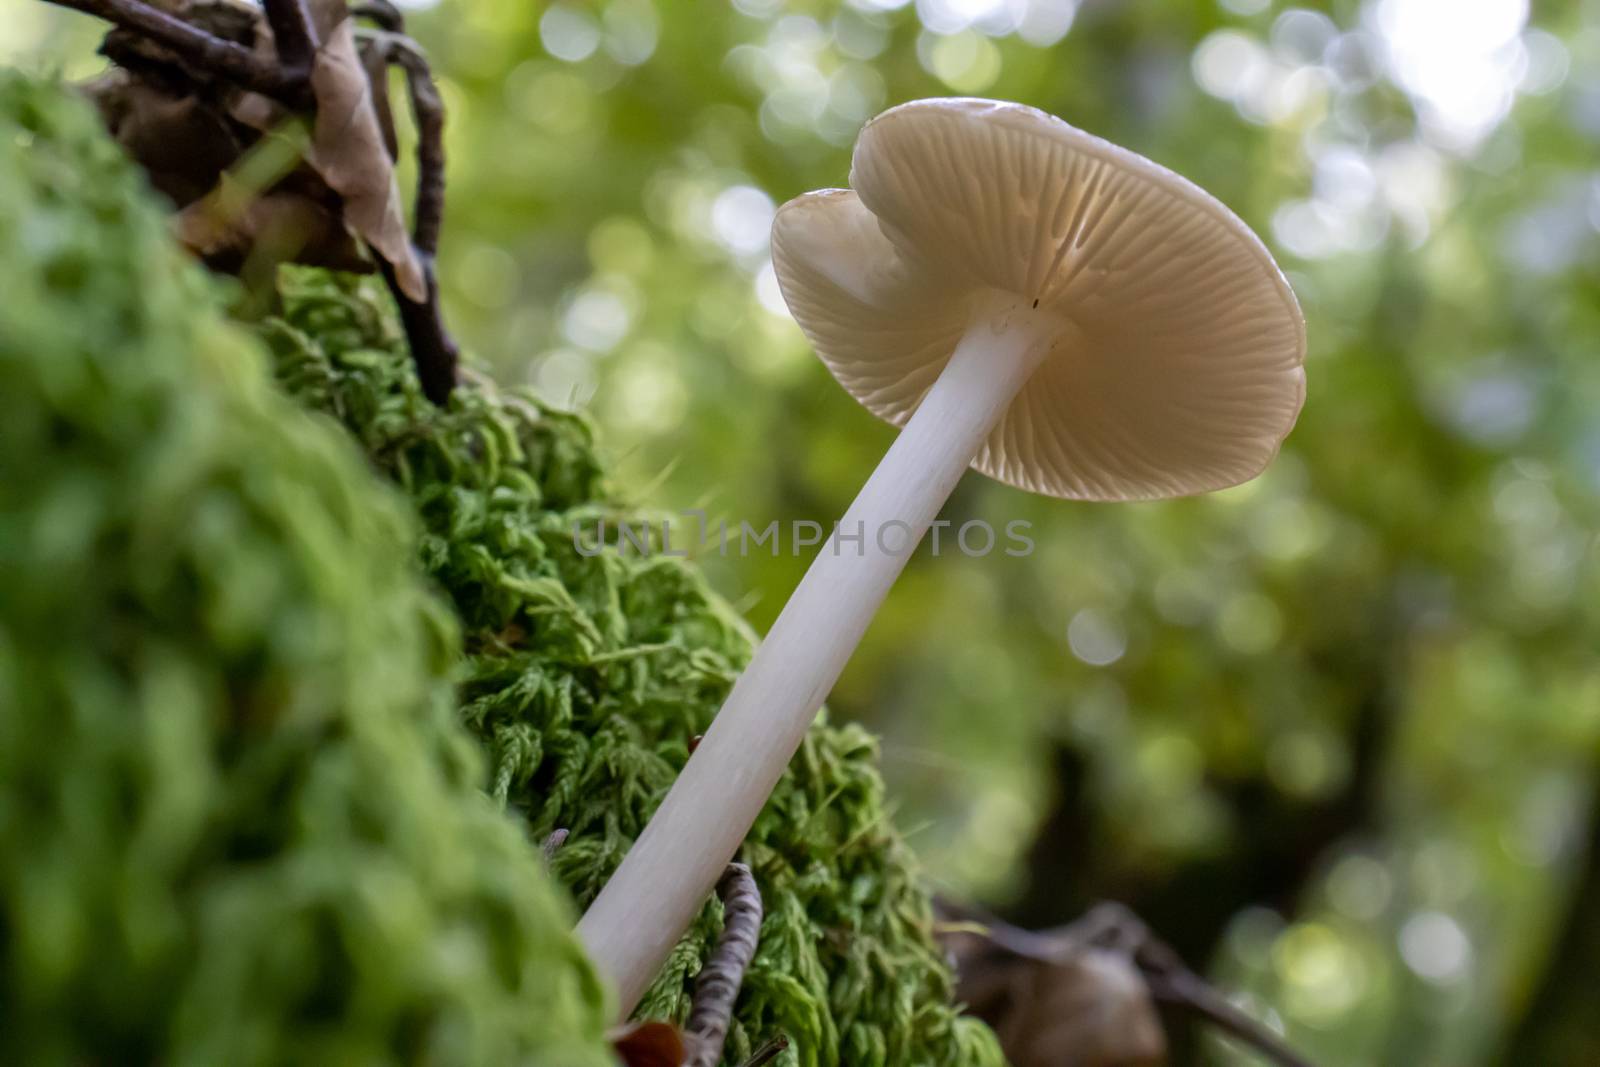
[578,98,1307,1014]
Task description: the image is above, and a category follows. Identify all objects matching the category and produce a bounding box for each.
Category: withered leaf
[304,7,425,301]
[83,70,246,207]
[948,931,1167,1067]
[609,1020,688,1067]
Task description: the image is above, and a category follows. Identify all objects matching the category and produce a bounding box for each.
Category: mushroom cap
[771,97,1307,502]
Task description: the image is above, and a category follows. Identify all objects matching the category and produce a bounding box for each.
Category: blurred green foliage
[8,0,1600,1063]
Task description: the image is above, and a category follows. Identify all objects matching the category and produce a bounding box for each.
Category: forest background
[10,0,1600,1063]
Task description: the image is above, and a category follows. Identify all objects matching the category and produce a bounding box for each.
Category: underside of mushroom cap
[771,97,1307,502]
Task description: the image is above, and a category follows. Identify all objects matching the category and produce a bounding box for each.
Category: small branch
[685,863,764,1067]
[351,0,405,32]
[361,26,455,403]
[1117,926,1312,1067]
[365,30,445,255]
[1145,968,1314,1067]
[937,899,1318,1067]
[261,0,317,79]
[50,0,458,405]
[48,0,306,100]
[1074,905,1314,1067]
[738,1035,789,1067]
[377,256,458,404]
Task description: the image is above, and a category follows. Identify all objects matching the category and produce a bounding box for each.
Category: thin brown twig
[47,0,305,100]
[1067,904,1314,1067]
[358,26,455,400]
[260,0,317,79]
[685,863,764,1067]
[364,31,445,255]
[48,0,459,403]
[738,1034,789,1067]
[1145,968,1313,1067]
[936,899,1317,1067]
[351,0,405,32]
[378,255,458,404]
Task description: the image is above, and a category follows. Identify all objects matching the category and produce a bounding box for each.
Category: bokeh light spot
[1273,922,1368,1023]
[1399,911,1473,984]
[561,284,636,353]
[1068,608,1126,667]
[711,185,776,258]
[1327,853,1394,921]
[1218,593,1283,654]
[530,348,597,409]
[604,0,660,67]
[1018,1,1076,48]
[540,5,602,63]
[918,30,1002,93]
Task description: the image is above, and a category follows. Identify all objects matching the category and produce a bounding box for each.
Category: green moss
[260,270,1007,1067]
[0,76,612,1067]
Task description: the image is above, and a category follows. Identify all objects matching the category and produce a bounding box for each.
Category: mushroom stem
[578,292,1062,1015]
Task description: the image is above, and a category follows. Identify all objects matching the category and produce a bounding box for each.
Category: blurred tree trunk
[1503,785,1600,1064]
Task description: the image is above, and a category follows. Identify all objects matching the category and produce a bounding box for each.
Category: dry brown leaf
[84,71,246,207]
[90,0,423,300]
[304,6,425,301]
[1013,950,1166,1067]
[948,932,1167,1067]
[609,1020,688,1067]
